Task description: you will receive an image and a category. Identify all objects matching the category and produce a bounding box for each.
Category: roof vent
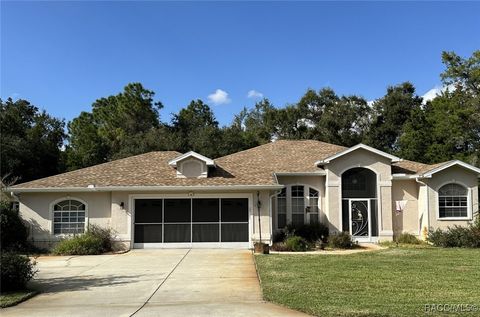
[168,151,215,178]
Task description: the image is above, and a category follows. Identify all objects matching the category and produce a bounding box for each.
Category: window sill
[437,217,471,221]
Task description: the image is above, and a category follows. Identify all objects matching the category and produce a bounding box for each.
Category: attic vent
[168,151,215,179]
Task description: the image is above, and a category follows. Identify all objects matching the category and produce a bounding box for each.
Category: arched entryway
[341,168,379,241]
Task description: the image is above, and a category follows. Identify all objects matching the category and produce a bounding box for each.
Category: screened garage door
[133,198,249,248]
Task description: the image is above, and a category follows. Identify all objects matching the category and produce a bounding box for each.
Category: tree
[66,83,167,169]
[364,82,422,153]
[0,98,65,183]
[171,100,222,158]
[441,50,480,96]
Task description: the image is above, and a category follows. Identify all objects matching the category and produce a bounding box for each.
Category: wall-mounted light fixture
[120,202,125,209]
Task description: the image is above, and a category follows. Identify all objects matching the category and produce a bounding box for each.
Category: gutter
[7,184,285,193]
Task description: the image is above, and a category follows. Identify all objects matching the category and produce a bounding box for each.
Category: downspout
[416,177,430,238]
[269,189,283,245]
[257,191,262,244]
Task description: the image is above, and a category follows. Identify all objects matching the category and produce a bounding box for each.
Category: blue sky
[1,1,479,126]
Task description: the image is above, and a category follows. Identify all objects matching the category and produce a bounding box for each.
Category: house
[8,140,480,249]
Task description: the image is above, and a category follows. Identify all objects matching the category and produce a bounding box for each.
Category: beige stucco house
[8,140,480,249]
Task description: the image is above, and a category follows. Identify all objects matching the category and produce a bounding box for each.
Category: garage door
[133,198,249,248]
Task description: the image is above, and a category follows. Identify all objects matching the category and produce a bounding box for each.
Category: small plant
[52,225,115,255]
[272,230,286,243]
[328,232,353,249]
[395,233,422,245]
[284,223,329,243]
[270,242,291,252]
[0,252,37,292]
[427,225,480,248]
[285,235,309,252]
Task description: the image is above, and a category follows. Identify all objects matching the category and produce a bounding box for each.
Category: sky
[1,1,479,126]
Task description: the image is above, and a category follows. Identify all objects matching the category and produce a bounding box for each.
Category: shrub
[427,225,480,248]
[52,225,114,255]
[285,235,309,252]
[284,223,329,243]
[328,232,354,249]
[270,242,290,252]
[0,201,29,251]
[0,252,37,292]
[395,233,422,245]
[272,230,286,243]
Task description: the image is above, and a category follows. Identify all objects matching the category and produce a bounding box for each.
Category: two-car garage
[133,196,250,248]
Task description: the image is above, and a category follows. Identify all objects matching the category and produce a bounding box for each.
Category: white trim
[434,181,472,221]
[168,151,215,167]
[315,143,401,165]
[129,193,254,249]
[392,174,419,180]
[49,197,89,236]
[274,172,326,177]
[422,160,480,178]
[9,184,283,193]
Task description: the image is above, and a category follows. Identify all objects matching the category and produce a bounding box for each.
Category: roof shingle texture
[12,140,346,189]
[12,140,444,189]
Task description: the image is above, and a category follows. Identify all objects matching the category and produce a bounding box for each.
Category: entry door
[349,199,370,238]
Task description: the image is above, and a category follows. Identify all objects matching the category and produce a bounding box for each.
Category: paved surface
[2,249,309,317]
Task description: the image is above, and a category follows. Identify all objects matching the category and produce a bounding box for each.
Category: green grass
[255,247,480,317]
[0,290,38,308]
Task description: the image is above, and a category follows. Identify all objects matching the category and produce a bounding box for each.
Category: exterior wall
[391,180,419,237]
[18,189,273,249]
[425,166,479,230]
[325,148,393,240]
[18,192,111,249]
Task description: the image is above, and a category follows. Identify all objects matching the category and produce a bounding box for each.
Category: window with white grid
[438,183,468,218]
[53,200,86,234]
[277,188,287,229]
[291,185,305,226]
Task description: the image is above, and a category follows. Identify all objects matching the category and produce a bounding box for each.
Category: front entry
[341,167,379,242]
[349,199,370,239]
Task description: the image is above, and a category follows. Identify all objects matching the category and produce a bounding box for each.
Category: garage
[133,197,250,248]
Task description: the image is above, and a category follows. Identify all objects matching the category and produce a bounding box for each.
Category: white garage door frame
[128,193,254,249]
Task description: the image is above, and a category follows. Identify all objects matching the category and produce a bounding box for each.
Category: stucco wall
[392,180,419,237]
[325,148,393,239]
[19,192,111,248]
[425,166,479,230]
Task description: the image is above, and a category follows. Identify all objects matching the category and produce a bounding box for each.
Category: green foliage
[395,233,422,245]
[427,223,480,248]
[0,98,65,183]
[0,202,29,251]
[284,235,309,252]
[364,82,422,153]
[52,225,114,255]
[284,223,329,243]
[0,252,37,292]
[328,232,354,249]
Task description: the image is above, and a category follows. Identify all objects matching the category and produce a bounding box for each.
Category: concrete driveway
[2,249,309,317]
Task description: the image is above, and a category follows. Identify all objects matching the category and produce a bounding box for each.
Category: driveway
[2,249,309,317]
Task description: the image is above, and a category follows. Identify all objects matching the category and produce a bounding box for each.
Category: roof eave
[315,143,401,166]
[7,184,285,193]
[421,160,480,178]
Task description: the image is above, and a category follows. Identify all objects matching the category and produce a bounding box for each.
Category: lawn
[255,247,480,317]
[0,290,38,308]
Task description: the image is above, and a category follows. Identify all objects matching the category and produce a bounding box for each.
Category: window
[277,188,287,229]
[308,188,319,224]
[438,183,468,218]
[291,186,305,226]
[53,199,86,234]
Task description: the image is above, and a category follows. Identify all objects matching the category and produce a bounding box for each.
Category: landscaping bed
[255,247,480,317]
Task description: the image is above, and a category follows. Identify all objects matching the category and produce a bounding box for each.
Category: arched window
[53,199,86,234]
[308,188,319,224]
[277,188,287,229]
[291,186,305,226]
[276,185,320,229]
[438,183,468,218]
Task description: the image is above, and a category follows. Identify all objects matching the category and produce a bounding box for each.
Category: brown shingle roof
[11,140,346,189]
[391,160,447,175]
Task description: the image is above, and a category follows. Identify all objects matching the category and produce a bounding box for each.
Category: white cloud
[247,90,263,99]
[207,89,231,105]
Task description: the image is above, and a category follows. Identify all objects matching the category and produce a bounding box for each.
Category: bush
[0,252,37,292]
[328,232,354,249]
[285,235,309,252]
[284,223,329,243]
[270,242,290,252]
[395,233,422,245]
[272,230,286,243]
[52,225,114,255]
[0,202,29,251]
[427,225,480,248]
